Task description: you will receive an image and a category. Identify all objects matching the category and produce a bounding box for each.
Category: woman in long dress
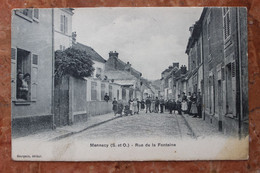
[112,98,118,116]
[190,93,198,117]
[132,98,138,114]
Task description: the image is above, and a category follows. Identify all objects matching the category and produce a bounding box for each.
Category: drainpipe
[51,9,55,129]
[236,7,242,138]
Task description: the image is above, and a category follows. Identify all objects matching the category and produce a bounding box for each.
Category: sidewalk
[181,113,224,139]
[13,112,120,142]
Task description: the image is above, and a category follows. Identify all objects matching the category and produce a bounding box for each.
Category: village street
[57,110,194,141]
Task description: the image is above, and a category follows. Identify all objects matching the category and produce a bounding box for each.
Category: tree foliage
[55,47,95,80]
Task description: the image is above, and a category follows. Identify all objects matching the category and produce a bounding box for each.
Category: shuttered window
[223,7,231,40]
[60,15,68,34]
[231,62,235,77]
[31,54,38,101]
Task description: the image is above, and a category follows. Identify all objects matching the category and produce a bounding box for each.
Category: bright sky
[72,7,203,80]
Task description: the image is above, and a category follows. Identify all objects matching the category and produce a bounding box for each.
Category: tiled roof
[73,42,106,63]
[105,71,137,80]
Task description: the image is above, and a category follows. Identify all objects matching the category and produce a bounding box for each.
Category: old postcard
[11,7,248,161]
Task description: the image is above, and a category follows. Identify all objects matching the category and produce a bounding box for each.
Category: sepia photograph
[11,7,248,161]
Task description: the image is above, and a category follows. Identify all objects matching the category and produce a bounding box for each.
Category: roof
[105,71,137,80]
[73,42,106,63]
[113,80,136,86]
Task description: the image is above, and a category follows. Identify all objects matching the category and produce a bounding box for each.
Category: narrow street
[58,110,194,141]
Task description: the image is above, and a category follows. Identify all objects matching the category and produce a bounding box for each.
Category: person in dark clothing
[16,72,23,99]
[168,99,174,114]
[112,98,118,116]
[104,93,109,102]
[136,98,140,114]
[172,99,177,114]
[145,97,151,113]
[159,98,165,113]
[155,97,160,113]
[141,99,145,110]
[197,92,202,118]
[187,92,192,115]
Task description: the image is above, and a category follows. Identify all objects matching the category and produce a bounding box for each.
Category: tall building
[11,9,54,136]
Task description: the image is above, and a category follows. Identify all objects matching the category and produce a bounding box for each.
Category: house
[188,7,248,137]
[105,51,143,101]
[11,9,54,136]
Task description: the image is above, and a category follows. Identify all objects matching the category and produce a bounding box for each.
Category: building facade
[11,9,54,136]
[187,7,248,137]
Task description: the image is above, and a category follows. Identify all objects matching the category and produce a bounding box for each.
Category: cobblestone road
[59,110,194,141]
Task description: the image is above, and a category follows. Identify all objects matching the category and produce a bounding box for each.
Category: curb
[49,115,121,141]
[180,114,197,139]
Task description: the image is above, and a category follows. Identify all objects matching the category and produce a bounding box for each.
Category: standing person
[16,72,23,99]
[104,93,109,102]
[136,98,140,114]
[141,99,145,110]
[165,99,169,112]
[172,99,177,114]
[132,98,138,114]
[182,92,187,101]
[155,97,160,113]
[117,100,123,116]
[176,94,182,115]
[187,92,192,115]
[21,73,30,100]
[181,98,188,114]
[190,92,198,118]
[145,97,151,113]
[151,97,155,112]
[159,97,165,113]
[168,99,173,114]
[197,92,202,118]
[112,98,118,116]
[129,99,133,115]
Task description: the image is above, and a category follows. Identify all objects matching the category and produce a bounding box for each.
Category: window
[15,9,39,22]
[60,15,68,34]
[96,67,102,78]
[11,48,38,101]
[223,7,231,40]
[207,12,211,39]
[91,82,97,101]
[101,83,106,100]
[207,12,212,59]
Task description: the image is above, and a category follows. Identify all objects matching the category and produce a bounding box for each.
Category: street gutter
[49,116,121,141]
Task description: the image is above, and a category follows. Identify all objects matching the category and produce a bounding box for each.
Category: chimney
[109,51,119,59]
[172,63,179,69]
[181,65,187,74]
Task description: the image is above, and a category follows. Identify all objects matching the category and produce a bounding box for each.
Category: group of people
[16,72,31,100]
[111,91,202,118]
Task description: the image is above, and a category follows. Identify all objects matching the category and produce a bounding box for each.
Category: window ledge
[15,11,33,23]
[13,100,34,105]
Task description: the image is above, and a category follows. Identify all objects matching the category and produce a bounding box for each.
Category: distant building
[105,51,143,101]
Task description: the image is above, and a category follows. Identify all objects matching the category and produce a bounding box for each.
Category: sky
[72,7,203,80]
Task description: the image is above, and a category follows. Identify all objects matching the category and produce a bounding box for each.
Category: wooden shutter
[11,48,17,100]
[64,16,68,34]
[60,15,64,32]
[31,54,38,101]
